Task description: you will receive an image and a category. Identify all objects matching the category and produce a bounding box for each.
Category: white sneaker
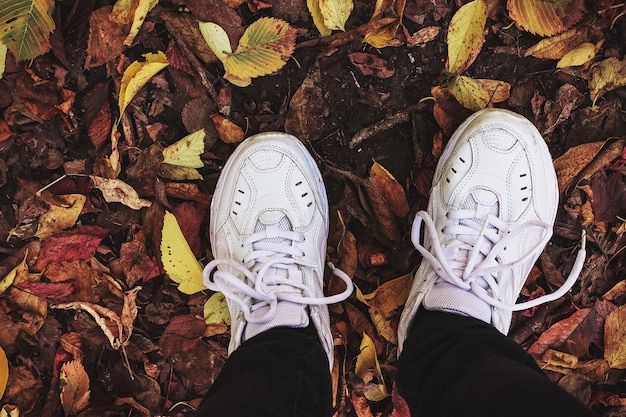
[397,109,586,355]
[202,132,353,369]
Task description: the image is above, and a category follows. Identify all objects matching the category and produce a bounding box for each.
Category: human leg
[198,132,352,417]
[396,109,592,416]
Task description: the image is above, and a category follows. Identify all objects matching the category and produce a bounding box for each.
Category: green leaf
[223,17,296,79]
[446,0,487,74]
[0,0,56,61]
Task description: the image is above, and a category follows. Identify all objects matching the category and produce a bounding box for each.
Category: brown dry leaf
[159,11,216,63]
[337,213,358,278]
[369,307,397,343]
[363,179,401,242]
[543,348,579,369]
[525,26,593,59]
[389,383,410,417]
[345,302,383,355]
[552,141,605,194]
[0,346,7,399]
[603,280,626,301]
[369,161,409,218]
[285,69,326,142]
[34,193,85,239]
[349,53,395,78]
[90,176,152,210]
[210,114,245,144]
[364,0,406,48]
[604,304,626,369]
[527,308,593,358]
[358,272,413,313]
[507,0,585,37]
[85,7,128,69]
[60,360,90,417]
[446,0,487,74]
[351,391,375,417]
[589,57,626,107]
[407,26,440,47]
[159,314,207,357]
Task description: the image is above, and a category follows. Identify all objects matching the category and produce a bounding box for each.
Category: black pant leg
[396,310,596,417]
[196,325,332,417]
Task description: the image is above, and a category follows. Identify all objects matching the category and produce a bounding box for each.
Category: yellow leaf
[203,292,231,325]
[160,211,206,294]
[447,0,487,74]
[370,161,409,218]
[90,176,152,210]
[0,346,7,399]
[159,163,204,181]
[556,42,596,68]
[0,253,27,295]
[605,305,626,369]
[364,383,389,402]
[118,51,169,116]
[355,332,380,384]
[60,360,91,417]
[223,17,296,80]
[364,0,405,48]
[0,42,6,79]
[35,194,86,239]
[448,75,490,111]
[369,307,396,343]
[210,114,245,144]
[125,0,159,46]
[0,405,19,417]
[198,21,232,61]
[507,0,585,37]
[525,27,592,59]
[162,129,205,168]
[589,57,626,107]
[0,0,56,61]
[307,0,332,36]
[319,0,353,32]
[224,72,252,88]
[110,0,134,23]
[360,272,413,314]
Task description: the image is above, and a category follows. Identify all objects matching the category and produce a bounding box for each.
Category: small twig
[349,103,428,149]
[164,20,221,107]
[297,17,397,50]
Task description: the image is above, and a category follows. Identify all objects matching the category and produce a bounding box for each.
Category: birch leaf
[307,0,332,36]
[223,17,296,79]
[162,129,205,168]
[119,51,169,116]
[556,42,596,68]
[0,346,6,399]
[508,0,585,37]
[525,27,593,59]
[60,360,91,417]
[203,292,231,325]
[319,0,353,32]
[605,305,626,369]
[0,0,56,61]
[589,57,626,107]
[161,211,206,294]
[447,0,487,74]
[198,21,232,61]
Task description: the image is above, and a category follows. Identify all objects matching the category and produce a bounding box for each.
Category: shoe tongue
[258,209,288,225]
[244,300,310,341]
[255,211,292,245]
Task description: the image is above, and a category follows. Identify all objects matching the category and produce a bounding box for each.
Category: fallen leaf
[358,272,412,313]
[446,0,487,74]
[557,42,596,68]
[0,405,19,417]
[528,308,593,358]
[449,75,509,110]
[589,57,626,107]
[552,141,605,194]
[159,314,206,357]
[172,201,205,257]
[407,26,440,47]
[355,332,389,401]
[284,69,326,142]
[0,346,7,399]
[0,0,56,61]
[0,42,7,79]
[162,129,205,168]
[19,281,75,300]
[363,179,401,242]
[351,391,374,417]
[369,161,409,217]
[349,52,395,79]
[525,26,593,59]
[507,0,585,37]
[60,360,90,417]
[319,0,353,32]
[602,280,626,302]
[345,302,383,355]
[605,304,626,369]
[90,176,152,210]
[210,114,245,144]
[114,0,159,46]
[0,252,27,295]
[543,348,579,369]
[119,51,170,117]
[203,292,231,325]
[591,172,626,223]
[85,7,128,69]
[389,383,410,417]
[198,21,231,62]
[337,219,357,278]
[307,0,332,36]
[160,211,206,294]
[364,0,406,48]
[369,307,397,343]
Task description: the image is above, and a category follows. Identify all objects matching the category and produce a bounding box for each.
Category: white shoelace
[412,209,586,311]
[202,225,353,325]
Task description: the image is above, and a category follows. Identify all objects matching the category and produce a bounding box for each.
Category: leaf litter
[0,0,625,416]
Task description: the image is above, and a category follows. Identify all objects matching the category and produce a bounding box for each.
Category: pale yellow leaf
[364,383,389,402]
[589,57,626,107]
[447,0,487,74]
[307,0,332,36]
[158,163,204,181]
[223,17,296,80]
[198,21,232,61]
[162,129,205,168]
[0,0,56,61]
[110,0,134,23]
[60,360,91,417]
[525,27,592,59]
[557,42,596,68]
[203,292,231,325]
[119,51,169,116]
[0,252,27,295]
[448,74,490,110]
[224,72,252,87]
[605,305,626,369]
[0,42,6,79]
[90,176,152,210]
[124,0,159,46]
[35,194,86,239]
[0,405,18,417]
[210,114,245,144]
[161,211,206,294]
[319,0,353,32]
[508,0,585,37]
[0,346,7,400]
[360,272,412,313]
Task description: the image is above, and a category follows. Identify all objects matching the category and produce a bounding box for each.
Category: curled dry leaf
[408,26,440,48]
[60,360,91,417]
[210,114,245,144]
[552,141,605,194]
[604,305,626,369]
[90,176,152,210]
[364,0,406,48]
[508,0,585,37]
[369,161,408,218]
[357,272,413,314]
[85,7,127,69]
[527,308,593,359]
[446,0,487,74]
[113,0,159,46]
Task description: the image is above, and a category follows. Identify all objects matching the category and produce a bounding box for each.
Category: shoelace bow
[412,209,586,311]
[202,226,353,325]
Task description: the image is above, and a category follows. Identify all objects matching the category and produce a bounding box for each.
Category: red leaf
[88,99,111,151]
[166,40,195,76]
[19,282,75,300]
[172,201,205,257]
[527,308,593,358]
[33,226,110,271]
[591,172,626,223]
[158,314,207,357]
[390,383,410,417]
